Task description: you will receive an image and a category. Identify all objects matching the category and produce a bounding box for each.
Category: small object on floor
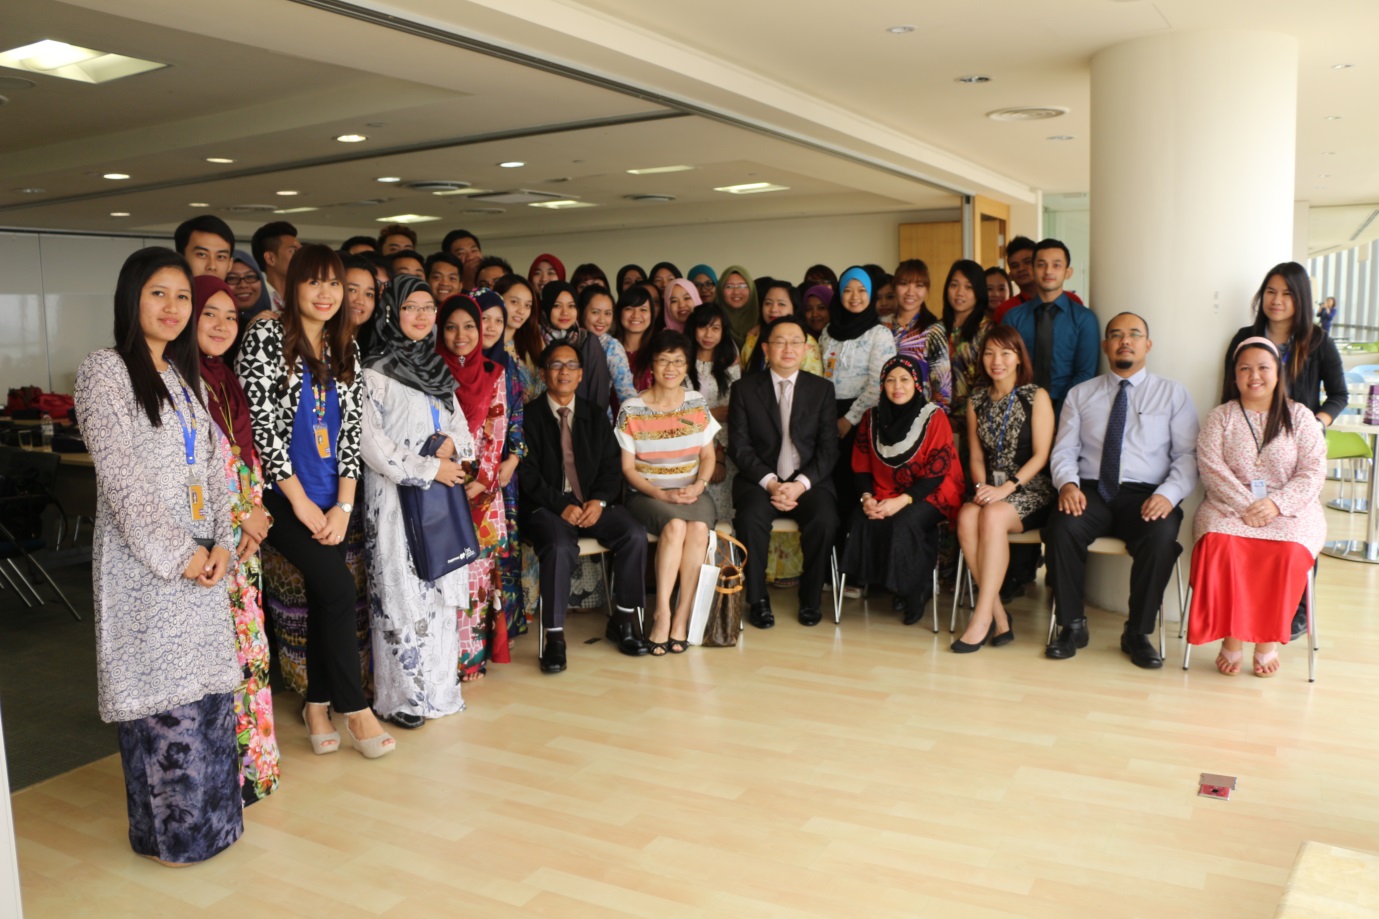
[1289,607,1308,643]
[1197,772,1237,800]
[301,703,339,755]
[540,635,567,673]
[798,606,822,626]
[990,620,1015,647]
[1215,647,1242,676]
[1120,629,1163,669]
[748,599,775,629]
[1045,619,1089,660]
[842,585,864,600]
[1253,649,1280,678]
[383,711,425,730]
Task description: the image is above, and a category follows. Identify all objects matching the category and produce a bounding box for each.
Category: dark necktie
[1034,303,1055,390]
[557,406,584,503]
[1098,379,1130,502]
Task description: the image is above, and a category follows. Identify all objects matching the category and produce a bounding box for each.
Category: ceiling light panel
[0,40,166,84]
[627,165,695,175]
[714,182,790,195]
[528,200,596,209]
[376,214,441,223]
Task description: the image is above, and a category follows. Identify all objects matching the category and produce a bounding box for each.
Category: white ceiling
[1,0,1375,253]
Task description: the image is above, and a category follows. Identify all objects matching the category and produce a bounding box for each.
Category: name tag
[313,423,331,459]
[992,471,1008,486]
[187,480,206,521]
[1250,479,1269,501]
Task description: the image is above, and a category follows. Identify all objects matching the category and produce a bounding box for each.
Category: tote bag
[398,432,480,582]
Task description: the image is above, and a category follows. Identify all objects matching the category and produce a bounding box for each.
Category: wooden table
[1323,419,1379,563]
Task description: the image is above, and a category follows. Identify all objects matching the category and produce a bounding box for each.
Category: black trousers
[1043,481,1182,634]
[734,482,839,608]
[524,504,647,630]
[261,489,366,712]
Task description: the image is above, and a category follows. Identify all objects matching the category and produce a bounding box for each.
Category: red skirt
[1186,532,1314,645]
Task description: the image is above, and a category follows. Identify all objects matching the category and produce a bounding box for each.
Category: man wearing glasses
[728,315,840,628]
[519,342,650,673]
[1043,312,1199,668]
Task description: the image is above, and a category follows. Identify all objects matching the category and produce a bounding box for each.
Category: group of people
[75,214,1340,866]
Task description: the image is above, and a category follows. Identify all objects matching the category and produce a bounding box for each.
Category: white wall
[481,208,961,286]
[0,706,22,919]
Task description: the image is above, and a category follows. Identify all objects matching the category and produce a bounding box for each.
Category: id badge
[237,464,252,495]
[992,470,1008,487]
[187,471,206,521]
[1250,479,1269,500]
[313,423,331,459]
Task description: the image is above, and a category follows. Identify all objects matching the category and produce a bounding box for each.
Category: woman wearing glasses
[615,330,719,654]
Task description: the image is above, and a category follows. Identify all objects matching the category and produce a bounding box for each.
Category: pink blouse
[1193,400,1327,556]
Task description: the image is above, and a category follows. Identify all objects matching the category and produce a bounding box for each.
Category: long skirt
[118,692,242,864]
[1187,532,1315,645]
[499,476,526,637]
[842,502,945,603]
[260,509,373,699]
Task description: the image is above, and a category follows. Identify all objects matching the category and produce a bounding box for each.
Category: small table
[1323,418,1379,563]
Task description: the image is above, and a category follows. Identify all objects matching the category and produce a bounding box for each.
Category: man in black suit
[728,315,840,627]
[519,341,648,672]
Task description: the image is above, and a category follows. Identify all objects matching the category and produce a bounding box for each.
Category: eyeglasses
[723,283,750,291]
[400,303,437,315]
[653,357,688,368]
[1106,330,1146,341]
[545,360,582,371]
[767,338,807,348]
[225,272,260,286]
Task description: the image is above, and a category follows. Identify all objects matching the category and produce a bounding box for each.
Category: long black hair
[1248,261,1319,389]
[685,303,736,394]
[113,247,203,426]
[941,259,989,342]
[280,244,356,387]
[1226,340,1295,446]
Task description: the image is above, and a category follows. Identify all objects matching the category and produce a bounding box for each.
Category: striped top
[614,391,720,489]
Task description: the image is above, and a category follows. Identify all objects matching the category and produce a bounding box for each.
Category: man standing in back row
[1002,238,1099,416]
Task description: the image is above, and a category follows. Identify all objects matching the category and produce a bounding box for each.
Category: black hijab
[872,353,937,467]
[362,273,456,410]
[828,265,882,342]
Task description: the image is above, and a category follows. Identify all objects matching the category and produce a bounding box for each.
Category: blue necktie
[1098,380,1130,502]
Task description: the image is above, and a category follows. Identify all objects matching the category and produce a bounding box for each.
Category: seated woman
[953,324,1055,653]
[1189,337,1326,677]
[615,330,719,654]
[843,355,965,625]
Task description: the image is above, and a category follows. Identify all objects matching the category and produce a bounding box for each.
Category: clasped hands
[862,494,908,520]
[657,482,705,506]
[560,500,605,527]
[1240,497,1280,528]
[767,478,806,512]
[182,544,231,587]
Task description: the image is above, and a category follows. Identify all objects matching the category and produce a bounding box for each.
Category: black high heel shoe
[951,622,995,654]
[991,618,1015,647]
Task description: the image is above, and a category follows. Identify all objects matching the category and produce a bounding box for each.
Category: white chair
[1180,569,1318,682]
[769,517,844,623]
[950,528,1042,633]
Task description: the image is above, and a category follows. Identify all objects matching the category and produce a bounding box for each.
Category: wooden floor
[12,483,1379,918]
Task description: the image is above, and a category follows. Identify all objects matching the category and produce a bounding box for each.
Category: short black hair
[175,215,235,257]
[251,220,298,271]
[378,223,417,248]
[387,249,425,269]
[343,253,381,278]
[1033,237,1072,266]
[761,313,808,340]
[339,235,377,253]
[357,251,392,280]
[538,339,580,369]
[1104,311,1150,339]
[425,252,463,275]
[647,328,692,363]
[442,229,481,252]
[478,254,512,274]
[1006,236,1037,259]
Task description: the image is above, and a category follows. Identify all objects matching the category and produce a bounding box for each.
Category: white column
[1084,30,1298,618]
[0,706,23,918]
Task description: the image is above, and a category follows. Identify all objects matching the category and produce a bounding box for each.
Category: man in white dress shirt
[1043,312,1200,668]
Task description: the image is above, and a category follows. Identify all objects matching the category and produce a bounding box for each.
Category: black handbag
[398,432,480,582]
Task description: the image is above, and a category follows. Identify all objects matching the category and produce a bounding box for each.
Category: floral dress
[969,384,1055,525]
[461,369,512,676]
[892,317,953,414]
[600,332,638,408]
[497,348,528,637]
[216,434,280,805]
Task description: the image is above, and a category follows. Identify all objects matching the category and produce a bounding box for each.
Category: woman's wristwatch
[335,502,353,514]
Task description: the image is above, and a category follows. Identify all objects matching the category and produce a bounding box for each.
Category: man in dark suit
[519,341,648,673]
[728,315,840,627]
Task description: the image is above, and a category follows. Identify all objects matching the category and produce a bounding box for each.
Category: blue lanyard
[428,397,442,432]
[991,390,1016,460]
[168,370,198,466]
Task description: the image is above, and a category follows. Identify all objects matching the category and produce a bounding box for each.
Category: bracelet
[860,492,873,505]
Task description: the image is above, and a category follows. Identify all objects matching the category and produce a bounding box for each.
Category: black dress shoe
[1045,619,1089,660]
[798,606,822,627]
[540,635,567,673]
[605,616,650,656]
[1289,607,1308,643]
[383,712,425,730]
[1120,629,1163,669]
[748,600,775,629]
[902,589,932,626]
[891,594,908,613]
[951,623,995,653]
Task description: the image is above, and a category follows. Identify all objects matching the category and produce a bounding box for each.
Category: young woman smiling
[579,284,637,408]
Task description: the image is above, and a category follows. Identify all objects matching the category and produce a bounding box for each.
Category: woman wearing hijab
[224,250,272,364]
[715,264,760,352]
[842,355,965,625]
[539,280,614,414]
[687,264,718,306]
[822,265,898,571]
[192,276,280,804]
[358,275,475,725]
[477,288,528,638]
[803,284,833,337]
[437,292,513,681]
[649,261,682,295]
[616,264,647,293]
[527,253,566,299]
[662,277,701,333]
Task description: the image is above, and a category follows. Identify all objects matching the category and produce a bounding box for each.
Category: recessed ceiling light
[886,25,916,33]
[273,206,319,214]
[0,40,166,84]
[376,176,402,183]
[626,165,695,175]
[15,187,45,194]
[1322,151,1337,156]
[714,182,791,195]
[375,213,441,223]
[365,122,385,128]
[275,190,299,196]
[1332,63,1354,70]
[109,211,129,217]
[1325,115,1343,120]
[102,173,130,180]
[205,157,235,164]
[499,161,525,168]
[335,134,367,143]
[188,202,209,207]
[988,106,1069,121]
[528,199,595,209]
[1047,135,1075,141]
[955,75,991,84]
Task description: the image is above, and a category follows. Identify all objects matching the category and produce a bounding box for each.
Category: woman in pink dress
[1188,337,1326,677]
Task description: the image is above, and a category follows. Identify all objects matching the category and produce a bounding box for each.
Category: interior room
[2,0,1378,916]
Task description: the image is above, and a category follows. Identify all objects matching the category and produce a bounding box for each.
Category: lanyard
[168,369,198,466]
[428,397,442,433]
[311,378,327,424]
[1237,400,1265,462]
[991,389,1016,460]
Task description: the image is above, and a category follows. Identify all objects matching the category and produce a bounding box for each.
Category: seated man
[728,315,840,628]
[519,342,649,672]
[1043,312,1199,668]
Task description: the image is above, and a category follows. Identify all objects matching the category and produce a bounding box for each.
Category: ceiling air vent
[337,198,389,207]
[225,204,278,213]
[624,194,676,203]
[404,180,471,193]
[462,207,506,215]
[470,189,569,205]
[987,106,1069,121]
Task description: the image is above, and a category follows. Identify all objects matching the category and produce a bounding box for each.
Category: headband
[1233,336,1280,360]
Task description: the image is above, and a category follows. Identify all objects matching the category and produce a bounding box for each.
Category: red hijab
[527,253,566,287]
[436,294,503,438]
[192,275,258,466]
